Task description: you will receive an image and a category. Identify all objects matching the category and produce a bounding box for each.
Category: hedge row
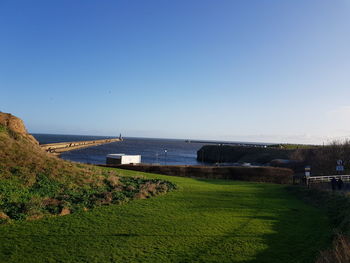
[109,165,294,184]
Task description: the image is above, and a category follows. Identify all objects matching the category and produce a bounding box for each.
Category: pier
[40,138,122,154]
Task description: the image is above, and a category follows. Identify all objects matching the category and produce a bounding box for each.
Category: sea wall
[110,164,294,184]
[40,138,121,153]
[197,145,293,164]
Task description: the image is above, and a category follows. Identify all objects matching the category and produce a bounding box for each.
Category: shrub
[291,140,350,175]
[116,165,293,184]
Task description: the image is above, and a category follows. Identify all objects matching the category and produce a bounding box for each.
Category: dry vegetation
[0,123,175,223]
[316,234,350,263]
[291,140,350,175]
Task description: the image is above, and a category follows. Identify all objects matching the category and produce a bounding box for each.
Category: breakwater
[108,164,293,184]
[40,138,122,154]
[186,140,269,147]
[197,145,292,164]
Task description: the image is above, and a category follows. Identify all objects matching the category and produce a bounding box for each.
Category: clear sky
[1,0,350,144]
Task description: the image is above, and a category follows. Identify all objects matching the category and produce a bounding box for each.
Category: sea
[32,134,208,166]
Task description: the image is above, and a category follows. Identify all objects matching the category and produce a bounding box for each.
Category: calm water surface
[32,134,207,165]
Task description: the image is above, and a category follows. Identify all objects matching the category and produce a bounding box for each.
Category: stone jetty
[40,138,122,154]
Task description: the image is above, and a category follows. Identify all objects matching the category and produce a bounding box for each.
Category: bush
[116,165,293,184]
[291,140,350,175]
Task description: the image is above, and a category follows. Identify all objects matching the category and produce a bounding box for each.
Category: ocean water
[32,134,207,165]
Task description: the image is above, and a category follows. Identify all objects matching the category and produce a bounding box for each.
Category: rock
[60,207,71,216]
[0,212,10,221]
[0,112,38,144]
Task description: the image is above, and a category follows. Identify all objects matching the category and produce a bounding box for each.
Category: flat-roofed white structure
[106,154,141,165]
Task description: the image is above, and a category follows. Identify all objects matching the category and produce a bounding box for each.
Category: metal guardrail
[306,175,350,185]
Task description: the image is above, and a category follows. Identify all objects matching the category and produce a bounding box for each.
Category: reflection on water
[32,134,207,165]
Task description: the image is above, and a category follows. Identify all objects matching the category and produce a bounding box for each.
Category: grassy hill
[0,113,333,262]
[0,113,175,222]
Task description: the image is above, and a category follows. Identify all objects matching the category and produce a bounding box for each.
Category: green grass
[267,144,317,149]
[0,168,331,263]
[0,126,175,221]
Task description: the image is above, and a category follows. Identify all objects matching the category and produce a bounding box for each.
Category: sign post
[305,166,311,187]
[305,166,311,177]
[336,160,344,174]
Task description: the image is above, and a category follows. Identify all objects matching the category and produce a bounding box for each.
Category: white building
[106,154,141,165]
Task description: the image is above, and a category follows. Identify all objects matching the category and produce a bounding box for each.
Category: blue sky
[1,0,350,144]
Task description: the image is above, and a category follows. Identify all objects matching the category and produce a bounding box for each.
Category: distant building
[106,154,141,165]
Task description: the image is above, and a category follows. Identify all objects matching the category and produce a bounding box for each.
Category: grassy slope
[0,168,331,263]
[0,125,174,221]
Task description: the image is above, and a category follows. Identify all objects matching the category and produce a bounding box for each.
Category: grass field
[0,168,331,263]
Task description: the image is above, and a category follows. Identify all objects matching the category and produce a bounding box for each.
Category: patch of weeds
[30,173,62,197]
[0,180,32,220]
[0,125,6,133]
